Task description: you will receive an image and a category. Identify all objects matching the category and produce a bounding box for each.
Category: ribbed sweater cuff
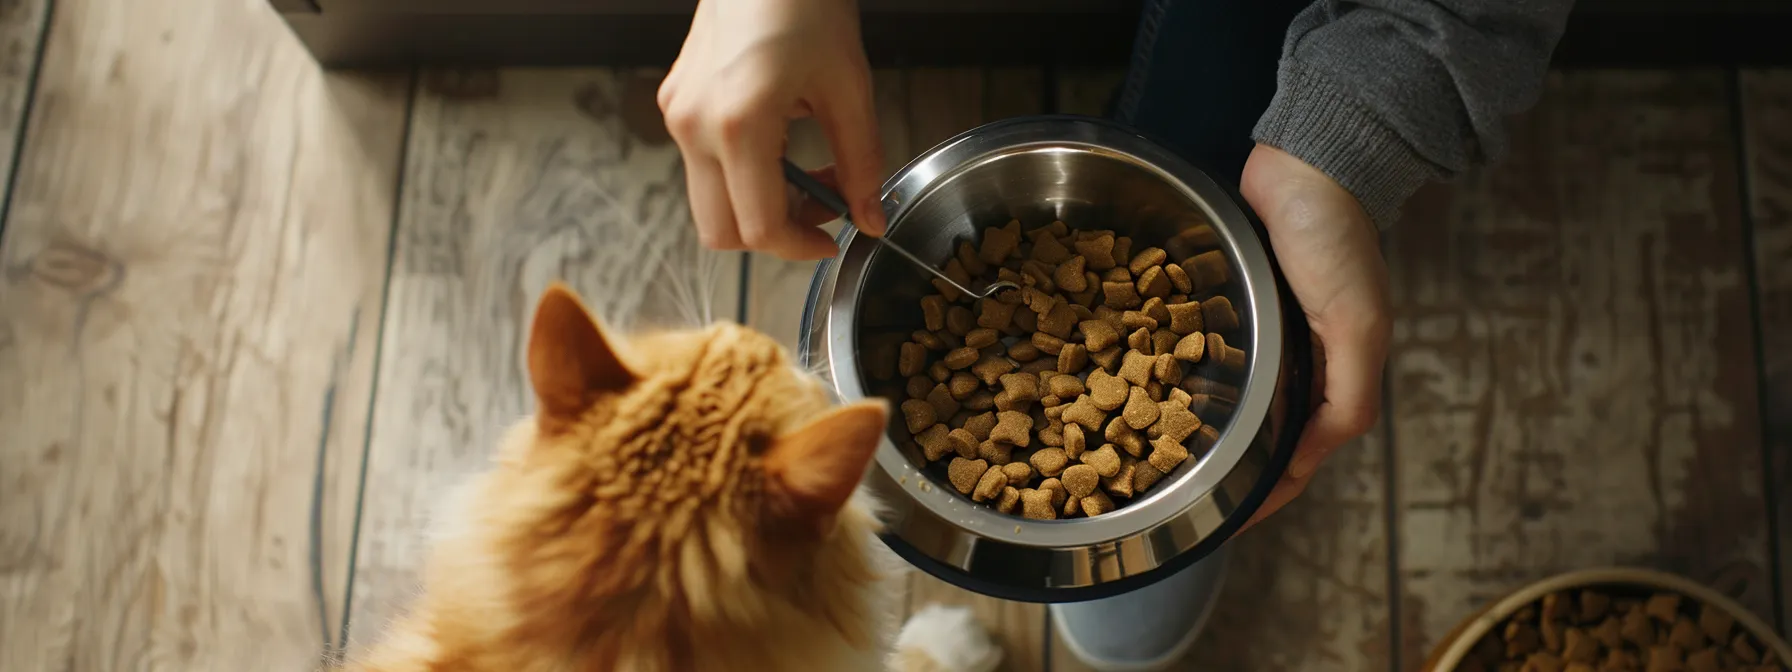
[1251,59,1440,229]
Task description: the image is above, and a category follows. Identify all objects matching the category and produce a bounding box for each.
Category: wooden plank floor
[0,4,1786,666]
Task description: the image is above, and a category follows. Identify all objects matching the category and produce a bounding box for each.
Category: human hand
[1236,144,1392,530]
[658,0,886,261]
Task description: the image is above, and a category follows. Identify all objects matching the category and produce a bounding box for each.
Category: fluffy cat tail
[886,604,1004,672]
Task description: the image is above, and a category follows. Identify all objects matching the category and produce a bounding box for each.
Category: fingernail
[860,197,887,236]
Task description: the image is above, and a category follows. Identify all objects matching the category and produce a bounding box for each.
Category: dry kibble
[1128,246,1167,274]
[1624,607,1658,647]
[1594,616,1625,651]
[1150,401,1201,442]
[948,373,981,400]
[948,458,988,494]
[1091,346,1123,372]
[1647,646,1683,672]
[899,342,927,377]
[1002,461,1035,486]
[1148,435,1190,473]
[1062,395,1107,431]
[1022,260,1058,292]
[921,295,947,331]
[915,424,953,461]
[1168,387,1193,407]
[929,360,952,383]
[1152,329,1181,357]
[1102,281,1142,310]
[1699,605,1734,643]
[972,355,1015,385]
[977,440,1013,464]
[999,372,1042,404]
[1020,359,1058,375]
[1181,250,1229,290]
[901,399,937,434]
[1141,296,1171,325]
[1118,350,1155,386]
[1173,332,1207,362]
[946,305,976,335]
[947,428,980,459]
[996,486,1021,514]
[972,466,1007,502]
[1031,331,1066,355]
[988,410,1034,447]
[1048,374,1085,399]
[1195,424,1221,453]
[1031,448,1070,478]
[1205,333,1247,373]
[1565,628,1599,663]
[907,376,934,401]
[1685,648,1719,672]
[1082,491,1117,516]
[1032,234,1072,264]
[1164,262,1193,293]
[1108,420,1146,457]
[934,259,972,301]
[912,330,949,352]
[1133,461,1165,492]
[1646,594,1682,623]
[927,384,961,419]
[1027,220,1069,241]
[1020,286,1053,314]
[1166,301,1204,335]
[1071,271,1102,307]
[1667,619,1703,651]
[964,412,998,440]
[1136,266,1171,298]
[980,220,1022,265]
[1127,327,1152,352]
[1020,488,1057,519]
[1201,296,1240,332]
[1075,233,1117,270]
[957,240,987,277]
[1083,444,1123,478]
[1039,478,1068,509]
[1061,464,1100,497]
[1123,386,1161,429]
[1113,237,1133,264]
[944,346,979,370]
[1103,458,1137,498]
[1087,369,1129,410]
[964,390,996,412]
[978,299,1017,330]
[1121,310,1158,331]
[1153,353,1183,384]
[1040,301,1078,338]
[1058,343,1089,373]
[1064,423,1087,458]
[1007,341,1042,363]
[1056,256,1089,292]
[963,328,998,349]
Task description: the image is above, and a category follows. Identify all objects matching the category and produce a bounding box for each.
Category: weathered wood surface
[746,66,1052,672]
[0,0,411,667]
[1388,70,1771,662]
[1740,70,1792,636]
[0,0,47,208]
[1045,68,1395,672]
[342,68,744,650]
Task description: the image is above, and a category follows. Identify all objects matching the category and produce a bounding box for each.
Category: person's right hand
[658,0,886,261]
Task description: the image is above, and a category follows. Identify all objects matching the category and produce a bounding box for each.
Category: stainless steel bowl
[798,115,1312,602]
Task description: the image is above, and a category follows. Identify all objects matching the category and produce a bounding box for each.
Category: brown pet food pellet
[1128,246,1167,275]
[907,376,934,401]
[901,399,937,434]
[927,384,961,419]
[1039,301,1078,339]
[1020,286,1053,314]
[1075,234,1117,270]
[1624,607,1658,647]
[1030,448,1070,478]
[1167,387,1193,407]
[1037,424,1064,446]
[972,355,1015,386]
[957,240,987,277]
[1082,491,1117,516]
[1700,605,1735,643]
[1090,346,1123,372]
[912,330,948,352]
[977,440,1013,464]
[1152,353,1183,385]
[972,465,1008,502]
[1027,220,1069,242]
[934,259,972,301]
[948,458,987,494]
[1594,616,1625,650]
[1007,341,1042,363]
[1058,343,1089,373]
[1686,648,1719,672]
[1063,423,1087,459]
[1020,488,1058,520]
[948,373,981,400]
[1031,332,1066,355]
[1150,402,1201,442]
[929,360,952,383]
[1121,310,1158,331]
[1038,478,1068,509]
[996,486,1022,514]
[1141,297,1171,325]
[943,346,978,370]
[1167,301,1204,335]
[1109,422,1146,457]
[1195,424,1220,453]
[921,295,947,331]
[1118,350,1155,386]
[1032,234,1072,264]
[1070,271,1102,307]
[1565,628,1599,663]
[1127,327,1151,352]
[1136,266,1171,299]
[1148,329,1177,357]
[946,306,976,335]
[978,299,1017,331]
[1060,395,1107,431]
[980,220,1022,265]
[1667,619,1703,651]
[1102,281,1142,310]
[1062,464,1100,497]
[1181,250,1229,291]
[1103,458,1137,498]
[1056,256,1089,292]
[915,424,953,461]
[1647,646,1683,672]
[999,372,1042,404]
[947,428,980,459]
[1133,461,1165,492]
[963,328,999,349]
[1113,237,1133,265]
[964,390,996,411]
[990,411,1033,447]
[1173,332,1207,362]
[1021,260,1058,292]
[1082,444,1123,478]
[1148,435,1190,473]
[1205,333,1247,373]
[1062,494,1082,517]
[1002,461,1035,486]
[1123,386,1161,429]
[1101,266,1133,285]
[964,412,998,440]
[1047,374,1085,399]
[898,342,926,377]
[1080,369,1124,411]
[1164,262,1193,293]
[1201,296,1240,332]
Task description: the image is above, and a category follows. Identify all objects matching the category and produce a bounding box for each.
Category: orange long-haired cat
[345,283,1001,672]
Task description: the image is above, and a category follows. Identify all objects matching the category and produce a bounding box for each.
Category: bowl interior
[851,144,1257,507]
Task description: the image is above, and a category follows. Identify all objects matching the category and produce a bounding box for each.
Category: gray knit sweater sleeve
[1251,0,1574,227]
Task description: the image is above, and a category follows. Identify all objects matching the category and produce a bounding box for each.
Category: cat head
[412,282,892,670]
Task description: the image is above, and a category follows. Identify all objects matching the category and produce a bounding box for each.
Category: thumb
[812,76,887,237]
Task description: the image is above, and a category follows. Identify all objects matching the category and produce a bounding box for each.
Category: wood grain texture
[1739,70,1792,635]
[1388,71,1771,662]
[1046,67,1394,672]
[0,0,410,667]
[0,0,47,201]
[343,68,743,649]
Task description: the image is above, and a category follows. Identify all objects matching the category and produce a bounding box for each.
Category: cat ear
[762,401,888,529]
[527,282,634,424]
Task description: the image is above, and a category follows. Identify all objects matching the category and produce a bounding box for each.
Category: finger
[811,69,887,238]
[1287,322,1387,479]
[715,114,836,260]
[790,166,848,229]
[682,154,744,251]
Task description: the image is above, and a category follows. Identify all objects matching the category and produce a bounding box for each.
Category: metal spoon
[780,158,1020,300]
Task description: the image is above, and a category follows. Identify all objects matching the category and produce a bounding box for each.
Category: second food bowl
[799,115,1311,603]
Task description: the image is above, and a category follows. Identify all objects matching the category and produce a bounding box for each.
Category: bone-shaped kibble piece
[1055,256,1088,292]
[1152,329,1180,357]
[1102,281,1142,310]
[948,457,988,494]
[1132,461,1166,492]
[916,424,953,461]
[1118,350,1155,386]
[1031,332,1065,355]
[1082,444,1123,478]
[989,410,1033,447]
[946,305,976,336]
[979,220,1023,265]
[1020,488,1058,520]
[956,240,987,277]
[1002,462,1035,488]
[1056,343,1088,373]
[1074,233,1117,270]
[1081,491,1117,516]
[972,355,1016,385]
[1136,266,1171,299]
[901,399,937,434]
[972,465,1008,502]
[978,299,1017,331]
[927,384,961,420]
[1204,333,1247,373]
[996,486,1021,514]
[1142,297,1171,325]
[1201,296,1240,332]
[977,440,1013,465]
[1166,301,1204,335]
[1031,448,1070,478]
[898,342,927,377]
[1147,435,1190,473]
[947,428,980,459]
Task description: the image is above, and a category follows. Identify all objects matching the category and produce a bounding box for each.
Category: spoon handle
[779,158,981,298]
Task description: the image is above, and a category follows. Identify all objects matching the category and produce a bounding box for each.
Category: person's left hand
[1236,143,1393,530]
